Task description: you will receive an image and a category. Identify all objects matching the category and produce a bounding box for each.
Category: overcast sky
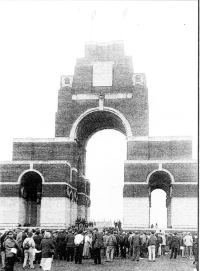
[0,1,197,224]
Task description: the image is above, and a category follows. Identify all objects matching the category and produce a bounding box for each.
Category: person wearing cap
[4,231,19,271]
[74,230,84,264]
[183,232,193,259]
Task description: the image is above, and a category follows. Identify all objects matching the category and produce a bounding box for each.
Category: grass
[15,255,195,271]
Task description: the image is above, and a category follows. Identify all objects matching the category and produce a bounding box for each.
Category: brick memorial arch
[0,41,197,229]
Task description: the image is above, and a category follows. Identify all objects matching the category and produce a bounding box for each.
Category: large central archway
[70,107,132,144]
[71,108,130,222]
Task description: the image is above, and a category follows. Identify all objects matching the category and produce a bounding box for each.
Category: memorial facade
[0,41,197,229]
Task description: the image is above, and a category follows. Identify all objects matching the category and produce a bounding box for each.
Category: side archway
[147,170,173,228]
[19,170,43,227]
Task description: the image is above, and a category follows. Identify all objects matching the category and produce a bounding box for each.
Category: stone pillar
[18,197,27,226]
[70,201,77,226]
[36,203,41,227]
[171,197,197,228]
[123,197,149,229]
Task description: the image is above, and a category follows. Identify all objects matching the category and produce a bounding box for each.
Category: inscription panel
[93,62,113,86]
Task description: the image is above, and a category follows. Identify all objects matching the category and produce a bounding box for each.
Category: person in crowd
[113,231,119,258]
[74,230,84,264]
[148,231,157,262]
[180,232,186,258]
[183,232,193,259]
[102,231,108,258]
[65,229,75,262]
[4,231,19,271]
[0,229,8,270]
[51,231,58,260]
[92,228,104,264]
[128,231,134,257]
[33,229,42,266]
[56,230,66,260]
[156,232,163,258]
[83,230,92,259]
[40,231,55,271]
[160,232,166,256]
[22,231,35,269]
[140,232,148,258]
[170,232,180,259]
[105,230,116,262]
[15,228,23,263]
[130,231,142,262]
[193,233,198,269]
[119,232,126,259]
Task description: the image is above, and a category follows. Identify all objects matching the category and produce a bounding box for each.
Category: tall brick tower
[0,41,197,229]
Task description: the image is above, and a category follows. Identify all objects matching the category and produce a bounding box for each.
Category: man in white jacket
[183,232,193,259]
[23,232,35,269]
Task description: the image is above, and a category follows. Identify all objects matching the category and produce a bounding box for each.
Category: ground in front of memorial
[15,256,195,271]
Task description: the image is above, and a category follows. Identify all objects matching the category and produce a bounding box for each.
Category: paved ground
[15,256,196,271]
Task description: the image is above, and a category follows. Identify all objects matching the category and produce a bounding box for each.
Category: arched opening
[86,129,126,223]
[148,170,172,228]
[72,108,129,224]
[150,189,167,228]
[19,171,42,226]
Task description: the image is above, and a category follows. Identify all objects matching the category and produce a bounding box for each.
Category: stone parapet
[123,184,149,197]
[127,138,192,160]
[13,141,78,164]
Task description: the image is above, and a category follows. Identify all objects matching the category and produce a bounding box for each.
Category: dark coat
[131,235,142,247]
[33,234,43,250]
[40,238,55,258]
[66,233,75,248]
[4,237,19,257]
[170,235,180,248]
[56,233,66,253]
[92,232,104,249]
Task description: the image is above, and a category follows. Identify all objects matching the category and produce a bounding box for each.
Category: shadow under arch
[70,107,132,146]
[19,170,43,227]
[147,170,173,228]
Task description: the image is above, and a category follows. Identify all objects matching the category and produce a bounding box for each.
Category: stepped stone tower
[0,41,197,229]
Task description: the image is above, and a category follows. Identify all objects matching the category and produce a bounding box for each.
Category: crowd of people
[0,227,198,271]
